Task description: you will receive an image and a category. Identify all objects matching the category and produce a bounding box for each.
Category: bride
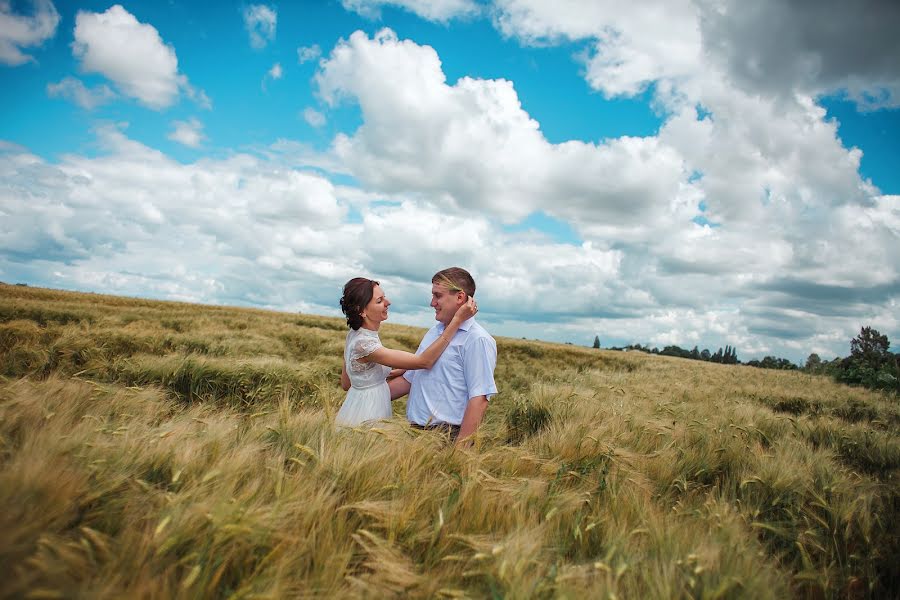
[335,277,476,427]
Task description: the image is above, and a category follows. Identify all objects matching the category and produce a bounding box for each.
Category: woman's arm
[340,364,351,391]
[363,298,477,370]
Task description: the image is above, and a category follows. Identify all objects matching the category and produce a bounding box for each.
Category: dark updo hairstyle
[340,277,379,330]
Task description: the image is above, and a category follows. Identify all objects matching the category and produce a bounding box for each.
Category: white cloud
[316,29,692,226]
[0,0,59,65]
[308,27,899,360]
[342,0,480,22]
[72,5,207,110]
[167,118,205,148]
[46,76,116,109]
[492,0,701,97]
[267,62,282,79]
[5,7,900,364]
[1,125,897,362]
[303,107,326,127]
[700,0,900,109]
[492,0,900,108]
[243,4,276,50]
[297,44,321,63]
[0,128,349,308]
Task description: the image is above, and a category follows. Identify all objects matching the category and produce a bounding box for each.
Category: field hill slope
[1,284,898,598]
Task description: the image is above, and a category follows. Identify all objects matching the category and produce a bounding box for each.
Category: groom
[389,267,498,444]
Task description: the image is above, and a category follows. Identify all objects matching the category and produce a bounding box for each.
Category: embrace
[335,267,498,445]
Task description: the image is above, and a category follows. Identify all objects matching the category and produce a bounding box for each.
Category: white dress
[335,328,392,427]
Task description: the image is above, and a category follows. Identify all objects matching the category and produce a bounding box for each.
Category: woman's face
[362,284,391,325]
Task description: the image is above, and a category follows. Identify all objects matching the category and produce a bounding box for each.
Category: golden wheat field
[0,283,898,599]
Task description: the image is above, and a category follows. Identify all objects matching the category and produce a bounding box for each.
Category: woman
[335,277,476,427]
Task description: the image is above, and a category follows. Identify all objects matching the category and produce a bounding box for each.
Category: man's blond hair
[432,267,476,297]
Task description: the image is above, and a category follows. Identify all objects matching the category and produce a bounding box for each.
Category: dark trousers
[410,422,461,441]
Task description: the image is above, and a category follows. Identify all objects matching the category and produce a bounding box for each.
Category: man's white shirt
[404,317,498,426]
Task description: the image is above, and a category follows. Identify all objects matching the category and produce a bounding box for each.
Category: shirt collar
[439,316,475,333]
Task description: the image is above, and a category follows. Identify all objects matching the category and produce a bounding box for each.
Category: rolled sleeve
[464,335,498,400]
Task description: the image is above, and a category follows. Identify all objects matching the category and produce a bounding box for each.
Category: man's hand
[456,395,488,446]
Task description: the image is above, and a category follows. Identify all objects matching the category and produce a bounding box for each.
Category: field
[1,283,898,599]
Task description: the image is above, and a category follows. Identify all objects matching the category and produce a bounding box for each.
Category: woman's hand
[453,296,478,323]
[387,368,407,380]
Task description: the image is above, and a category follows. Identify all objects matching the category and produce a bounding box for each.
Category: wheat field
[0,283,898,599]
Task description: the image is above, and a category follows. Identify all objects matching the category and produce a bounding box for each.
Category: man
[389,267,498,444]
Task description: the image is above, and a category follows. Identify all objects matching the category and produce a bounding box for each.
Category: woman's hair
[340,277,379,330]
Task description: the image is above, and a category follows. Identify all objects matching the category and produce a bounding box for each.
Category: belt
[351,380,389,390]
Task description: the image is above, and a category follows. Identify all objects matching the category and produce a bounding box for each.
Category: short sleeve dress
[335,327,392,426]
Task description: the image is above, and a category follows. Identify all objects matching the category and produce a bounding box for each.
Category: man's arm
[458,333,497,446]
[389,375,411,401]
[456,395,488,445]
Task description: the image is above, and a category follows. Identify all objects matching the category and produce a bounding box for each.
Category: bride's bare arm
[340,364,351,391]
[362,298,477,370]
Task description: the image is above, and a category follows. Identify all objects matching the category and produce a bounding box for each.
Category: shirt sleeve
[463,335,498,400]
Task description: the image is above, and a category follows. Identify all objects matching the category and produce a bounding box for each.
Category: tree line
[803,326,899,394]
[602,340,740,364]
[595,326,899,394]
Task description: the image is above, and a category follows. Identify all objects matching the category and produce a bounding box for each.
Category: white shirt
[404,317,498,426]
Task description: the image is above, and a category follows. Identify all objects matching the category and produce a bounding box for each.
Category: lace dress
[335,328,392,427]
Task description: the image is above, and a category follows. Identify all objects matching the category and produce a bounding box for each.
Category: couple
[335,267,498,444]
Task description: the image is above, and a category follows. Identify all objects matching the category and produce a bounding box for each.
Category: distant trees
[834,326,899,393]
[618,343,740,365]
[595,326,898,395]
[746,356,797,370]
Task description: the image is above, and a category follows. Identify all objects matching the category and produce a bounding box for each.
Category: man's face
[431,282,465,325]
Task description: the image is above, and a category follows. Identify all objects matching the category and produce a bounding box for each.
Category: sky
[1,0,899,364]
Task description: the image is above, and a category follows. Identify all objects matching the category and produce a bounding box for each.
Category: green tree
[592,335,600,349]
[837,326,898,392]
[805,353,822,372]
[851,327,890,365]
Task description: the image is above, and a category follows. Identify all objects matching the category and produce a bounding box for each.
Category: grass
[0,283,898,598]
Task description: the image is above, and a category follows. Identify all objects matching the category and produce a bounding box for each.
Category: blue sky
[1,0,899,363]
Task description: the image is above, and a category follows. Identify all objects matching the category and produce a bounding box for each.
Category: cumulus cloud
[297,44,321,63]
[4,7,899,363]
[342,0,481,22]
[167,118,204,148]
[0,129,349,307]
[243,4,276,49]
[700,0,900,109]
[46,76,116,109]
[0,0,59,65]
[316,29,693,226]
[309,26,899,360]
[492,0,701,97]
[72,5,208,110]
[302,107,326,127]
[0,131,633,324]
[493,0,900,109]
